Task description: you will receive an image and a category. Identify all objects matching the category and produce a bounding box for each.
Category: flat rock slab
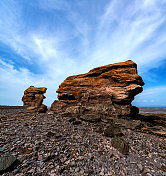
[0,153,18,174]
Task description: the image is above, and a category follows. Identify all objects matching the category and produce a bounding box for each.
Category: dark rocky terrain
[0,106,166,176]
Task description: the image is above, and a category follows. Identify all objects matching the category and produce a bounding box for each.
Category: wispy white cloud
[38,0,69,11]
[87,0,166,69]
[0,0,166,106]
[0,57,43,105]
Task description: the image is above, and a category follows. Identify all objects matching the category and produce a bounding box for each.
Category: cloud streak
[89,0,166,68]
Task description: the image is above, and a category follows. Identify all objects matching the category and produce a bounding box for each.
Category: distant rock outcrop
[22,86,47,112]
[50,60,144,121]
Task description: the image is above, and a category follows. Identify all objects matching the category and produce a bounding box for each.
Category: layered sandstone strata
[50,60,144,121]
[22,86,47,112]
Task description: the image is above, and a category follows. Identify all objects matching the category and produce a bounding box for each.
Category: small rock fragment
[0,147,6,152]
[43,153,56,162]
[27,106,36,110]
[75,167,80,172]
[73,120,82,125]
[70,160,76,167]
[137,164,144,172]
[45,131,56,137]
[68,118,76,122]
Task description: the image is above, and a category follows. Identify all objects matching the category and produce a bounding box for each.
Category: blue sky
[0,0,166,107]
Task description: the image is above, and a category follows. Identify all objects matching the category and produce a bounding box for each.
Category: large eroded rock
[22,86,47,111]
[50,60,144,120]
[0,153,19,174]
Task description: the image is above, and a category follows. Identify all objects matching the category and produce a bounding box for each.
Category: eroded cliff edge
[50,60,144,121]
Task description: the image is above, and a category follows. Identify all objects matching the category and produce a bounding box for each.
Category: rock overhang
[50,60,144,120]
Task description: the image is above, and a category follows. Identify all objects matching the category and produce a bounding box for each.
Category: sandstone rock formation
[22,86,47,112]
[50,60,144,121]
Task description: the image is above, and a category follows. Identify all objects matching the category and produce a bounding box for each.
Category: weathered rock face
[22,86,47,111]
[50,60,144,121]
[38,104,48,113]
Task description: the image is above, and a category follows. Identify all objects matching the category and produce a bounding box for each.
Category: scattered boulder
[111,137,129,155]
[22,86,47,112]
[104,125,123,137]
[0,153,19,174]
[50,60,144,121]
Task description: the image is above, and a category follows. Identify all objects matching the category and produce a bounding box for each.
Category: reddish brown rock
[50,60,144,121]
[22,86,47,111]
[38,104,48,113]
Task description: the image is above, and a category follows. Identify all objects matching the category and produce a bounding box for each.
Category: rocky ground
[0,106,166,176]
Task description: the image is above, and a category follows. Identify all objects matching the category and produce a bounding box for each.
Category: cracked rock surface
[51,60,144,121]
